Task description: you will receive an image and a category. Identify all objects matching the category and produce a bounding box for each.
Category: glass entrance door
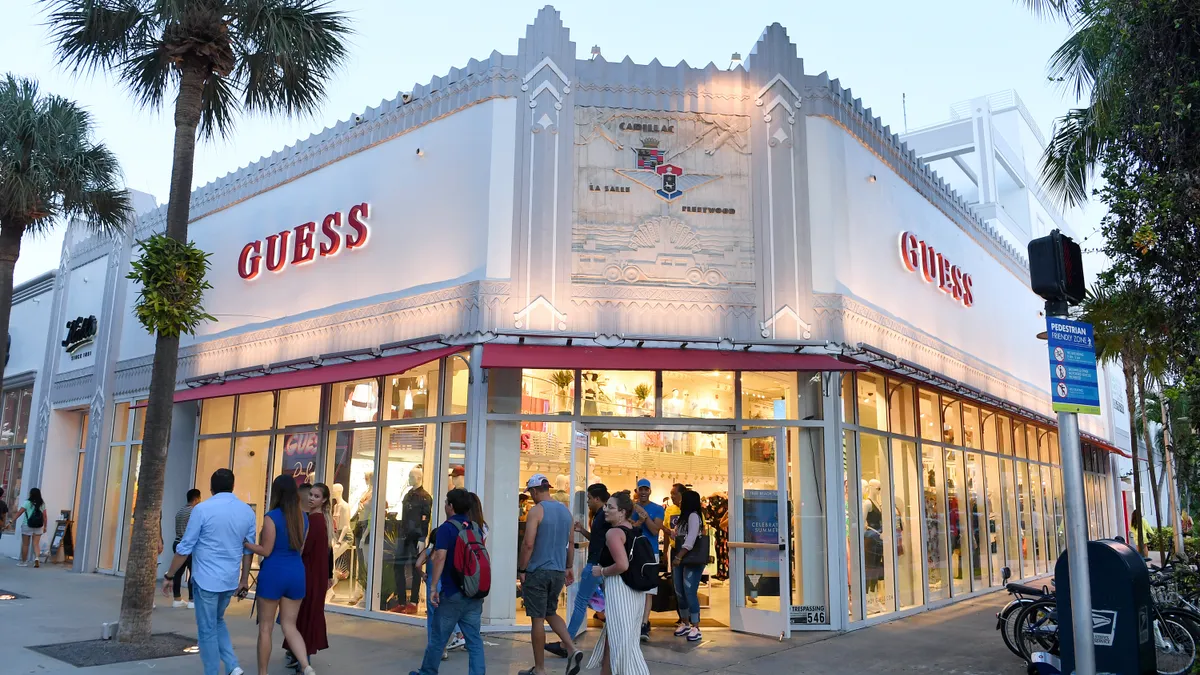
[729,428,790,639]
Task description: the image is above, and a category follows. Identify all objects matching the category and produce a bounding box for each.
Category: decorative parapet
[803,73,1032,282]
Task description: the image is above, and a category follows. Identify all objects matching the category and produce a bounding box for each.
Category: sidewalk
[0,559,1020,674]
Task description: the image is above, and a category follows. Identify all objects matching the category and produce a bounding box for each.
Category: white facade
[14,8,1126,633]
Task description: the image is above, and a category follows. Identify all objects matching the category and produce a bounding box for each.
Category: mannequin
[354,471,375,604]
[330,483,353,562]
[863,479,885,597]
[344,383,378,423]
[393,467,431,613]
[553,474,570,505]
[450,466,465,490]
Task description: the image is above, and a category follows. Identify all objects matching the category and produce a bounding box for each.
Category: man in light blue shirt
[162,468,256,675]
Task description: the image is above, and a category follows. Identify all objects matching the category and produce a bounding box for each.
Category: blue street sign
[1046,317,1101,415]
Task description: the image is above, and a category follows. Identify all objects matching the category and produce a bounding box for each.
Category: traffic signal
[1029,229,1086,305]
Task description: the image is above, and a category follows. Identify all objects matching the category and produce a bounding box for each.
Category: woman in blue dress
[245,475,314,675]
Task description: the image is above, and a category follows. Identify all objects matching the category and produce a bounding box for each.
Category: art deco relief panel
[571,107,757,337]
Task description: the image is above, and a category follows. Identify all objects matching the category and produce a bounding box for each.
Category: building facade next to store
[4,7,1130,635]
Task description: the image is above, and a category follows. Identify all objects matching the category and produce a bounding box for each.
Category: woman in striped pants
[586,491,650,675]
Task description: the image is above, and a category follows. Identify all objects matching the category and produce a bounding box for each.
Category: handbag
[673,519,711,567]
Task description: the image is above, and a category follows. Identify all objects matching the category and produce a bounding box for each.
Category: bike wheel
[1014,598,1060,662]
[1154,617,1196,675]
[1000,599,1035,659]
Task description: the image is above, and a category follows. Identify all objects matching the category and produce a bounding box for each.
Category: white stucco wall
[55,257,109,374]
[117,97,518,364]
[5,283,53,380]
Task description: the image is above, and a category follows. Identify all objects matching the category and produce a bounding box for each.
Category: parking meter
[1055,539,1155,674]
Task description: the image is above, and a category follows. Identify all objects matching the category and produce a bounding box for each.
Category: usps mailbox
[1055,539,1155,674]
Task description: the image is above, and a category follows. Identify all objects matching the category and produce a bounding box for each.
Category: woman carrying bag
[671,490,708,642]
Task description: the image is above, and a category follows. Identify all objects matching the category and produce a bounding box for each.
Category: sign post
[1030,229,1096,675]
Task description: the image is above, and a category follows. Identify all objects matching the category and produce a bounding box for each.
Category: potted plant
[634,383,652,414]
[550,370,574,413]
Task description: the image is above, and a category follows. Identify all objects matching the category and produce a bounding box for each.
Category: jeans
[172,540,194,601]
[567,563,602,636]
[417,593,484,675]
[193,585,239,675]
[673,565,704,625]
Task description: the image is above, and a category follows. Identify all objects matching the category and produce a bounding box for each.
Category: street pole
[1057,410,1097,675]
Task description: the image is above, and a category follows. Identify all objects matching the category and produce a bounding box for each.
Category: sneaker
[567,649,584,675]
[230,669,245,675]
[284,650,299,670]
[16,561,28,567]
[442,649,449,661]
[674,623,690,637]
[640,622,650,643]
[303,667,316,675]
[446,634,465,651]
[187,602,195,609]
[33,559,39,568]
[172,600,187,608]
[687,626,702,642]
[544,642,568,658]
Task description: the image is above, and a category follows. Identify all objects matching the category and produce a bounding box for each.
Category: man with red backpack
[410,488,489,675]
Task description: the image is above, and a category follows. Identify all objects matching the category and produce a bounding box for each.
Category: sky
[1,0,1098,285]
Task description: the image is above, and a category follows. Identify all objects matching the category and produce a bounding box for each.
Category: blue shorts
[256,560,306,601]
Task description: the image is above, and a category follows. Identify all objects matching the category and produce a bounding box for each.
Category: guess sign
[238,203,370,280]
[899,231,974,307]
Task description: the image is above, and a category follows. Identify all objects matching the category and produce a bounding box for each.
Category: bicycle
[996,566,1054,659]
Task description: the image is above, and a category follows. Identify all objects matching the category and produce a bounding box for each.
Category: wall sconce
[867,175,877,183]
[729,53,742,70]
[415,148,424,157]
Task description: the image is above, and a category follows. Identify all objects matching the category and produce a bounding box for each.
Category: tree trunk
[117,65,206,643]
[1161,396,1185,555]
[1124,359,1145,555]
[1135,364,1165,564]
[0,222,24,395]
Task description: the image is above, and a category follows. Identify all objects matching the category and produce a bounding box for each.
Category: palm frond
[40,0,157,75]
[1041,107,1106,208]
[1017,0,1078,21]
[198,73,239,140]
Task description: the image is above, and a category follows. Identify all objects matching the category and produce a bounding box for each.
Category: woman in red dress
[284,483,333,671]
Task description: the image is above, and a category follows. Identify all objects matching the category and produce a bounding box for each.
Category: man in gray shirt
[171,488,202,607]
[518,474,581,675]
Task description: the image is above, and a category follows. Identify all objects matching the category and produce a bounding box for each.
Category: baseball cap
[525,474,552,491]
[636,478,652,489]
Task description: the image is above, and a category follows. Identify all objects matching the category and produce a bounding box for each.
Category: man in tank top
[518,474,583,675]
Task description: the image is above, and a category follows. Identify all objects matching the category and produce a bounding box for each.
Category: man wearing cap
[518,474,583,675]
[630,478,665,642]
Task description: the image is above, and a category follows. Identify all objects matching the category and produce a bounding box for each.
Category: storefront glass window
[984,454,1005,586]
[888,381,916,438]
[917,388,939,442]
[859,432,894,617]
[1040,465,1056,563]
[581,370,655,417]
[1,390,19,446]
[790,428,828,618]
[331,378,380,424]
[97,445,126,571]
[941,398,962,446]
[842,375,855,425]
[132,402,147,441]
[236,392,275,432]
[1049,432,1060,466]
[844,430,862,621]
[1013,422,1027,460]
[965,453,987,590]
[377,423,436,614]
[742,372,797,420]
[15,388,31,444]
[200,397,235,435]
[944,448,969,596]
[517,422,575,624]
[997,415,1012,455]
[893,439,922,610]
[277,386,321,428]
[1000,458,1020,578]
[111,402,130,443]
[118,446,143,573]
[962,403,981,450]
[1052,468,1065,556]
[855,372,887,431]
[445,354,470,416]
[276,431,319,484]
[327,427,379,610]
[233,436,271,522]
[1026,426,1040,465]
[521,369,576,415]
[922,445,949,601]
[194,438,232,489]
[662,371,734,419]
[386,361,440,421]
[1016,462,1033,577]
[1028,461,1046,574]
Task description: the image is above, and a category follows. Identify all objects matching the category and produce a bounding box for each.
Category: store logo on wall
[898,231,974,307]
[62,315,98,356]
[238,202,371,280]
[616,138,719,201]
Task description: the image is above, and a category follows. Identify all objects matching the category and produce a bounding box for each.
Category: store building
[17,7,1125,634]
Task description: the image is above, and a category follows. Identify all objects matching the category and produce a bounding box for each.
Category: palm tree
[1019,0,1122,207]
[0,74,130,389]
[42,0,351,642]
[1075,280,1150,551]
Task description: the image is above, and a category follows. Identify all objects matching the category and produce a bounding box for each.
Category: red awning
[1081,434,1131,459]
[174,346,463,403]
[480,344,864,372]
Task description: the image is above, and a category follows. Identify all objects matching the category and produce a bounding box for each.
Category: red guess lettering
[346,203,369,249]
[265,231,292,272]
[237,202,373,280]
[899,231,974,308]
[320,212,342,257]
[293,222,316,264]
[238,241,262,280]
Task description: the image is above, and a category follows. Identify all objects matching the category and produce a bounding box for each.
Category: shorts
[21,524,44,536]
[523,568,566,618]
[256,560,306,601]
